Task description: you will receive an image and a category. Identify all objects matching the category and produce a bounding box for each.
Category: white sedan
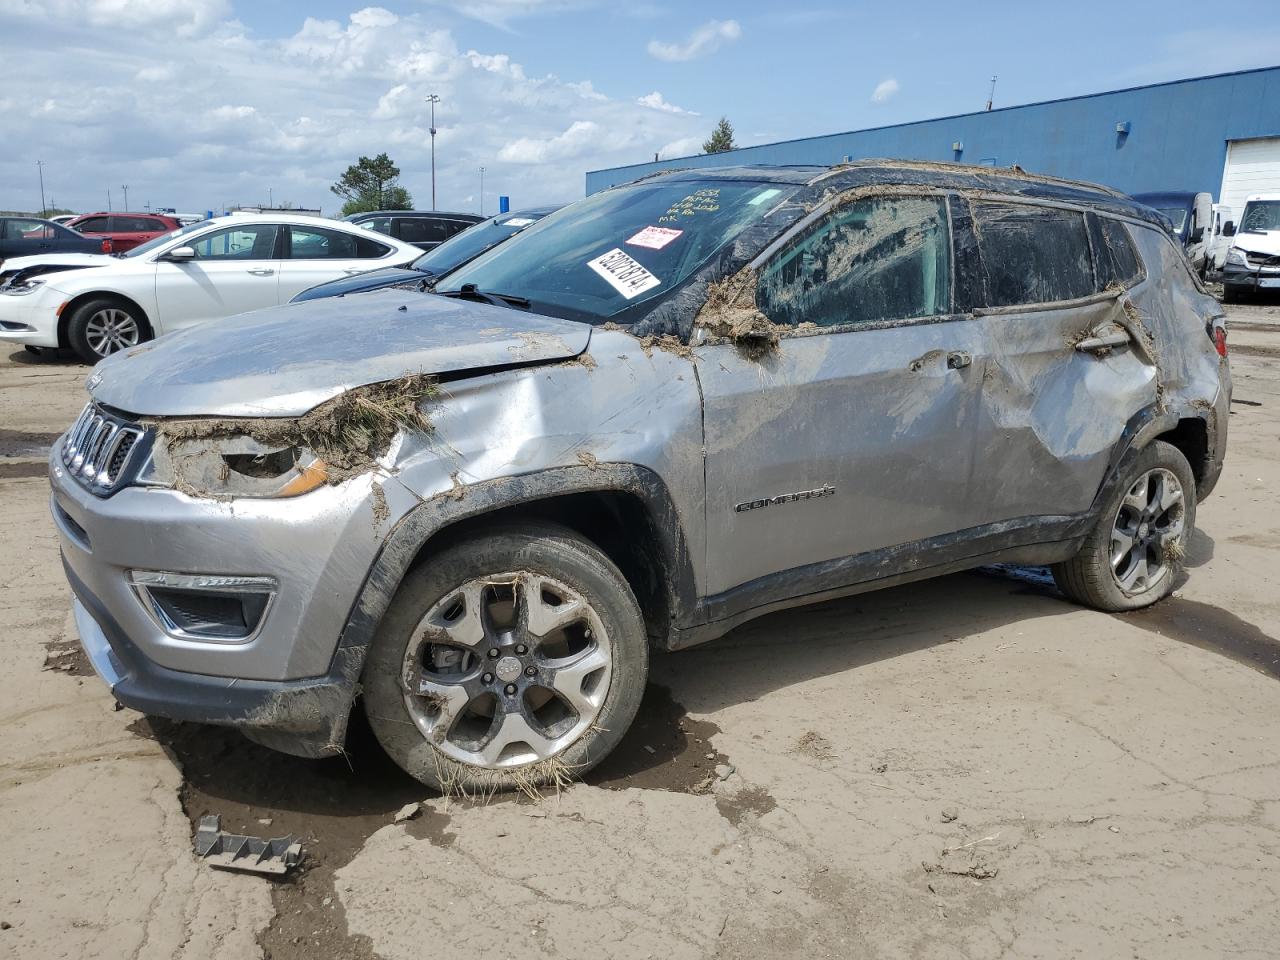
[0,213,422,363]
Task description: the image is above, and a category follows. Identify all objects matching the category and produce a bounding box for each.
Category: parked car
[0,216,111,267]
[344,210,483,251]
[1131,191,1213,273]
[1221,193,1280,301]
[0,213,421,362]
[51,161,1229,793]
[49,214,80,226]
[291,206,562,303]
[65,212,181,254]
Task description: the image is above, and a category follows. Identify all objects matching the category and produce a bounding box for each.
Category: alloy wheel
[84,308,140,357]
[1110,467,1185,594]
[400,572,612,769]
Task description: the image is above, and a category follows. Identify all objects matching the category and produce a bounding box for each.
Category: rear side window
[757,194,951,329]
[396,218,448,244]
[357,217,392,235]
[973,201,1094,306]
[112,216,161,233]
[1090,216,1142,288]
[288,226,389,259]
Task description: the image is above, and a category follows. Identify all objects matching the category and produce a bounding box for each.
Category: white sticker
[503,217,535,227]
[748,188,782,206]
[587,248,661,299]
[626,225,683,250]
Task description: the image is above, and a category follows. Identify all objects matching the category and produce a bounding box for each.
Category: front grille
[1244,251,1280,268]
[61,403,147,495]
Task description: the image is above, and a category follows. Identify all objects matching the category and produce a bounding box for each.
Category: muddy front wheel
[363,521,648,794]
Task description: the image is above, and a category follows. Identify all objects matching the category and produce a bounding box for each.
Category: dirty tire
[363,521,648,794]
[1052,440,1196,612]
[66,297,149,365]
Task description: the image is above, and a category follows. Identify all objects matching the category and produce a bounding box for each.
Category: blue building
[586,67,1280,215]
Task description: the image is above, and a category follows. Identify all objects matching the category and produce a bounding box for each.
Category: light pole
[36,161,47,217]
[479,166,485,216]
[122,184,129,210]
[268,187,273,209]
[425,93,441,211]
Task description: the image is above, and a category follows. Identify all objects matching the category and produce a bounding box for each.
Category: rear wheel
[363,521,648,793]
[1052,441,1196,612]
[66,297,149,364]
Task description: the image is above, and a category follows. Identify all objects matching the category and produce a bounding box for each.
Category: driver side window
[757,195,951,328]
[188,225,279,260]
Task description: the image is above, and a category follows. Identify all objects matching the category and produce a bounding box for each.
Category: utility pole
[985,76,998,112]
[426,93,441,211]
[268,186,273,209]
[107,188,112,212]
[122,184,129,210]
[479,166,485,216]
[36,161,47,217]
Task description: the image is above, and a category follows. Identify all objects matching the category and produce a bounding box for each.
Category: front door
[698,192,988,601]
[152,223,282,333]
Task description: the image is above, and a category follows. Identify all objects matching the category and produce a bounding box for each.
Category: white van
[1221,193,1280,301]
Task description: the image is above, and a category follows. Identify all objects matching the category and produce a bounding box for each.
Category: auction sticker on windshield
[626,226,682,250]
[587,248,661,299]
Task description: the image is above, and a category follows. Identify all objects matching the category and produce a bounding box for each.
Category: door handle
[342,268,363,275]
[946,351,971,370]
[246,268,275,276]
[1075,329,1131,353]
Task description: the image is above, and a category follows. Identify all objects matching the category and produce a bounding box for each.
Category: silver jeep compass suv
[51,161,1231,791]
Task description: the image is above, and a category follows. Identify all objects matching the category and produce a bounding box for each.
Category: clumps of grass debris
[155,373,438,491]
[1162,536,1187,565]
[694,267,782,360]
[432,753,578,804]
[637,334,695,359]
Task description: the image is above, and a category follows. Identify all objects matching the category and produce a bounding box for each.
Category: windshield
[1155,207,1187,233]
[410,213,543,277]
[436,180,797,322]
[1240,200,1280,233]
[123,220,209,258]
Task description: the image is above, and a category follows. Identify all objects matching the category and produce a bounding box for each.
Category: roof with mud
[632,159,1167,229]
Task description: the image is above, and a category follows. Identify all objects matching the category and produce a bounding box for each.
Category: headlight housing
[3,278,45,296]
[1226,248,1247,266]
[145,434,330,499]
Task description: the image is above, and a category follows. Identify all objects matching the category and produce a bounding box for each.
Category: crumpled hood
[90,289,592,417]
[1233,231,1280,258]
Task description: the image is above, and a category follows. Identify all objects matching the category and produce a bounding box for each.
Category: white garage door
[1220,137,1280,218]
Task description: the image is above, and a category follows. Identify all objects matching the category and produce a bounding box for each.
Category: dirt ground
[2,298,1279,960]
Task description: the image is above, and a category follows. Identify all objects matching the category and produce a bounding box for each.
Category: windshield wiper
[439,283,530,309]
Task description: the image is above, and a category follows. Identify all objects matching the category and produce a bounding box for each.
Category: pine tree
[702,117,737,154]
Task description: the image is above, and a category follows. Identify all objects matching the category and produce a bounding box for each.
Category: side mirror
[1223,222,1236,237]
[164,245,196,261]
[1189,227,1204,243]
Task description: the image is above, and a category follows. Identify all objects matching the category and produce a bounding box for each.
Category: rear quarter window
[973,201,1095,306]
[1089,216,1143,288]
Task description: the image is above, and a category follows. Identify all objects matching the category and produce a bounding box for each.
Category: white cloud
[647,19,741,62]
[637,91,696,115]
[871,77,900,103]
[0,0,231,36]
[658,136,703,159]
[0,6,704,213]
[417,0,596,27]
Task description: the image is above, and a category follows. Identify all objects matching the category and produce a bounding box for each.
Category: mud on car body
[51,160,1231,791]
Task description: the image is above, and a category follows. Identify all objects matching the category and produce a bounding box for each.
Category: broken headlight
[144,435,330,499]
[1226,248,1247,266]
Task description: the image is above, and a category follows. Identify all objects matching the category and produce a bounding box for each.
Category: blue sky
[1,0,1277,214]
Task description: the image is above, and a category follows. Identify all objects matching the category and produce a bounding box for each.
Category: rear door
[152,223,282,333]
[963,199,1157,521]
[275,225,396,300]
[698,191,989,600]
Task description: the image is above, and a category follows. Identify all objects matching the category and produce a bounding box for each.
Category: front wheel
[66,297,149,364]
[1052,440,1196,611]
[363,521,648,794]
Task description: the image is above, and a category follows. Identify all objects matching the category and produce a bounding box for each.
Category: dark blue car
[0,216,109,266]
[293,205,563,303]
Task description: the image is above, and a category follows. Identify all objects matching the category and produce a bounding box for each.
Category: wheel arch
[56,290,154,348]
[1095,401,1216,512]
[336,464,698,680]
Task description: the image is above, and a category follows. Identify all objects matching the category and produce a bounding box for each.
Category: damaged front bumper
[51,433,422,757]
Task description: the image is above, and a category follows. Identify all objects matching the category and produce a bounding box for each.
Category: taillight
[1214,325,1228,358]
[101,238,113,254]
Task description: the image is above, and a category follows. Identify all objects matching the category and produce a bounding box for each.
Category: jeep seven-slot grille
[61,403,145,495]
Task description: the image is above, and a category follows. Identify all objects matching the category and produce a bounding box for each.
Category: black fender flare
[1091,399,1214,513]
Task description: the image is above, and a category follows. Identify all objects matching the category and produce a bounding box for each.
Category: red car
[65,212,181,253]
